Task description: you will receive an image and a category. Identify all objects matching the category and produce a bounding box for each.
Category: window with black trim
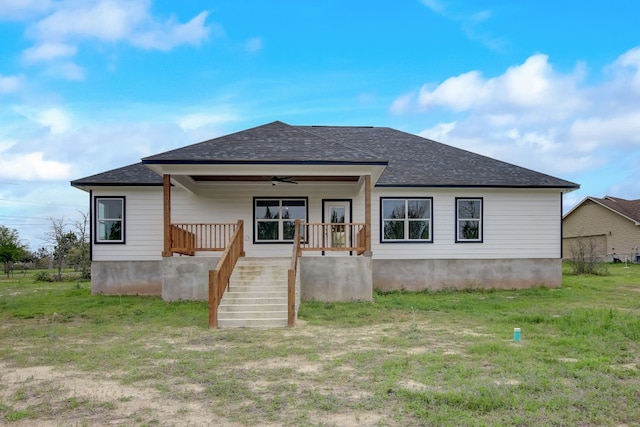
[381,198,432,242]
[254,198,307,242]
[456,198,482,242]
[95,197,125,243]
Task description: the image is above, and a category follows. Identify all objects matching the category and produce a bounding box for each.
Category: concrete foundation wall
[300,256,372,301]
[91,261,162,295]
[91,256,560,301]
[372,258,562,291]
[162,256,220,301]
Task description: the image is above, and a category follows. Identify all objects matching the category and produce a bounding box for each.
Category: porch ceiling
[145,163,386,194]
[190,175,359,183]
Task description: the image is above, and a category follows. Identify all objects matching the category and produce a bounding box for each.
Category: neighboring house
[71,121,579,305]
[563,196,640,262]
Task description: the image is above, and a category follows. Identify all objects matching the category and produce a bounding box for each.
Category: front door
[323,200,351,251]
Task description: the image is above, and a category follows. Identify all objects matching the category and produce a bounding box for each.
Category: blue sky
[1,0,640,250]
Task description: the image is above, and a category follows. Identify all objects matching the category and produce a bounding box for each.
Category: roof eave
[141,159,388,166]
[375,184,580,190]
[70,182,164,189]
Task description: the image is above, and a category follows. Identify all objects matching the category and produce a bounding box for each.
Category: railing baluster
[170,222,238,254]
[171,221,364,254]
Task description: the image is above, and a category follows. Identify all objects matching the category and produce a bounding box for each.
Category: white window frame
[95,196,125,244]
[254,197,307,243]
[380,197,433,243]
[456,197,483,243]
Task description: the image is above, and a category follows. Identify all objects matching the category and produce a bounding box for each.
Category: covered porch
[154,168,378,329]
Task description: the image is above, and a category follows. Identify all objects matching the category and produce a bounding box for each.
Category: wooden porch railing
[287,220,303,327]
[208,220,245,329]
[356,225,367,256]
[171,223,238,255]
[299,222,367,254]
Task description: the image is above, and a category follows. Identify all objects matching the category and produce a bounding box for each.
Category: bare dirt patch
[0,320,465,426]
[0,362,242,426]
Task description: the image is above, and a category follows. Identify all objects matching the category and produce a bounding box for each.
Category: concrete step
[225,285,286,292]
[229,278,288,285]
[218,303,286,311]
[217,257,291,329]
[225,284,286,290]
[236,257,290,264]
[220,296,287,304]
[229,274,287,286]
[217,318,288,328]
[218,309,288,319]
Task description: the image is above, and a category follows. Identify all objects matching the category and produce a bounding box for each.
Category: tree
[0,226,28,278]
[45,213,90,281]
[46,217,78,280]
[70,211,90,279]
[35,247,52,269]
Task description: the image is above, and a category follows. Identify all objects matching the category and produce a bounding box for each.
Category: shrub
[568,235,608,275]
[34,271,54,282]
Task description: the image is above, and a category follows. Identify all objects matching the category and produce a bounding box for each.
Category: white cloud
[22,42,78,63]
[570,112,640,149]
[15,106,74,134]
[0,152,71,181]
[420,0,504,51]
[178,111,238,131]
[38,108,73,134]
[31,1,210,48]
[245,37,263,53]
[48,62,86,81]
[0,138,17,152]
[132,11,210,51]
[0,0,53,20]
[419,122,456,142]
[421,0,446,15]
[414,54,583,115]
[418,70,486,111]
[398,48,640,183]
[389,92,416,114]
[608,46,640,94]
[32,0,148,42]
[21,0,212,72]
[0,74,24,93]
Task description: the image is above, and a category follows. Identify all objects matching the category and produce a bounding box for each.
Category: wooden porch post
[162,174,172,257]
[209,270,219,329]
[365,174,371,253]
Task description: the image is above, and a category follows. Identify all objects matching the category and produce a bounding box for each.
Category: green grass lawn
[0,264,639,426]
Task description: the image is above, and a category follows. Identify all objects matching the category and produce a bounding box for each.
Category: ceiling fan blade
[271,176,298,184]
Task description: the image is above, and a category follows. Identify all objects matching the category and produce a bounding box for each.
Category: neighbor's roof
[566,196,640,224]
[72,120,579,189]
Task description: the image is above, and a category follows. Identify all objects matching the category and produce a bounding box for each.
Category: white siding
[92,187,163,261]
[92,182,364,260]
[90,184,562,261]
[371,188,562,259]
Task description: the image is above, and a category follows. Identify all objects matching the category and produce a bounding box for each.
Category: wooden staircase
[217,258,289,328]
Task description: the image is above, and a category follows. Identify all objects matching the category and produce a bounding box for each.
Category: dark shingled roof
[72,121,579,189]
[142,121,386,164]
[71,162,163,187]
[299,125,576,188]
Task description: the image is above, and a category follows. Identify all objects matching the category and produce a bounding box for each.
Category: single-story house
[563,196,640,262]
[71,121,579,324]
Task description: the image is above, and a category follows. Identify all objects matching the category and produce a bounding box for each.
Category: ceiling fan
[271,176,297,185]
